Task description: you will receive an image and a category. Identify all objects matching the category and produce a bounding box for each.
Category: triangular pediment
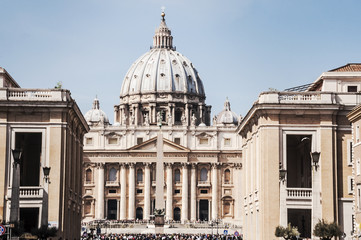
[128,137,190,152]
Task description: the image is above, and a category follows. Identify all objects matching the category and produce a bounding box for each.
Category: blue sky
[2,0,361,121]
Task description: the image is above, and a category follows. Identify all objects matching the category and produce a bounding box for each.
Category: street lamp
[43,167,51,183]
[279,168,287,182]
[10,148,22,223]
[311,152,321,170]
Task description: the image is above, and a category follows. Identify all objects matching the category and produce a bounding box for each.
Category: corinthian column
[120,164,127,220]
[166,163,173,220]
[181,163,189,223]
[211,163,219,220]
[144,163,151,220]
[128,163,135,220]
[96,163,105,219]
[190,163,197,222]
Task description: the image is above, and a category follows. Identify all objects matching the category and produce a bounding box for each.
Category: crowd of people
[81,233,243,240]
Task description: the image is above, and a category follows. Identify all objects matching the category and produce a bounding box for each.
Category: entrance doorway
[107,199,117,220]
[288,209,311,238]
[20,208,39,232]
[199,200,209,221]
[136,207,143,220]
[173,207,181,221]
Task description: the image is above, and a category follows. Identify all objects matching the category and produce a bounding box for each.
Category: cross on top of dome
[152,10,174,50]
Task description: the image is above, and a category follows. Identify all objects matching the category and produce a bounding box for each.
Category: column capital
[233,163,242,169]
[128,162,135,168]
[96,163,105,169]
[181,162,190,168]
[144,162,152,168]
[191,162,198,168]
[164,162,173,168]
[211,162,221,169]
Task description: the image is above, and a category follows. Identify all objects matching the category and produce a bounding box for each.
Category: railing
[20,187,44,198]
[258,91,361,106]
[286,188,312,199]
[106,181,119,186]
[0,88,71,102]
[198,181,211,186]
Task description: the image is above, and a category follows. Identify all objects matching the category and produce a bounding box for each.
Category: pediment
[195,132,215,138]
[128,137,190,152]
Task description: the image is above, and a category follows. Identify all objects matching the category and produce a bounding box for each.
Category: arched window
[223,202,230,215]
[86,169,92,183]
[200,168,208,182]
[173,207,181,221]
[174,169,181,183]
[224,169,231,183]
[137,169,143,183]
[108,167,117,181]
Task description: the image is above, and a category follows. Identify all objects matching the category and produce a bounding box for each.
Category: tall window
[224,169,231,183]
[174,169,181,183]
[86,169,92,183]
[84,201,91,215]
[223,202,231,215]
[137,169,143,183]
[200,168,208,181]
[108,167,117,181]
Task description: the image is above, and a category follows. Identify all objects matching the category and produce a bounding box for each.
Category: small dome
[214,98,238,126]
[84,97,109,126]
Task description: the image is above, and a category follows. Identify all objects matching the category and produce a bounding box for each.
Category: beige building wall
[0,73,89,240]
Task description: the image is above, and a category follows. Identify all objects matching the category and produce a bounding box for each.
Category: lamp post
[10,149,22,223]
[43,167,51,183]
[311,152,320,171]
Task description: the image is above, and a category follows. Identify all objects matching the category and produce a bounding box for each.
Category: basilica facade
[82,13,242,226]
[81,12,360,240]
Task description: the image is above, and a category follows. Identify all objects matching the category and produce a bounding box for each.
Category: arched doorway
[136,207,143,220]
[173,207,181,221]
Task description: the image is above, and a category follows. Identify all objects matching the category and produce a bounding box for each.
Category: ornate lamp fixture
[311,151,321,170]
[43,166,51,183]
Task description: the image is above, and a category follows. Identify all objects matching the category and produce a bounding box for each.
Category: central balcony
[285,188,312,207]
[7,186,44,200]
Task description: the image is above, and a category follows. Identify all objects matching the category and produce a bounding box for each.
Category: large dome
[120,12,205,98]
[120,49,205,97]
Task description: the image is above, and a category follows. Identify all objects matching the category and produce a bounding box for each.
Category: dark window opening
[288,209,311,238]
[174,138,181,145]
[348,86,358,92]
[107,199,117,220]
[174,189,180,194]
[286,135,312,188]
[16,132,42,186]
[137,189,143,194]
[108,189,116,194]
[200,189,208,194]
[20,208,39,232]
[137,138,143,145]
[136,207,143,220]
[175,110,182,123]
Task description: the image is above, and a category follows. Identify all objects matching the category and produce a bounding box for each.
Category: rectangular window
[200,189,208,194]
[174,138,181,145]
[358,185,361,210]
[200,138,209,145]
[348,176,354,194]
[224,138,231,146]
[86,137,93,145]
[137,189,143,194]
[347,139,353,166]
[348,86,358,92]
[137,137,143,145]
[108,189,116,194]
[174,189,180,194]
[108,138,118,145]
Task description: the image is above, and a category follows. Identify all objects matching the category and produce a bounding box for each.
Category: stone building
[0,67,89,239]
[348,101,361,239]
[238,64,360,239]
[82,13,243,226]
